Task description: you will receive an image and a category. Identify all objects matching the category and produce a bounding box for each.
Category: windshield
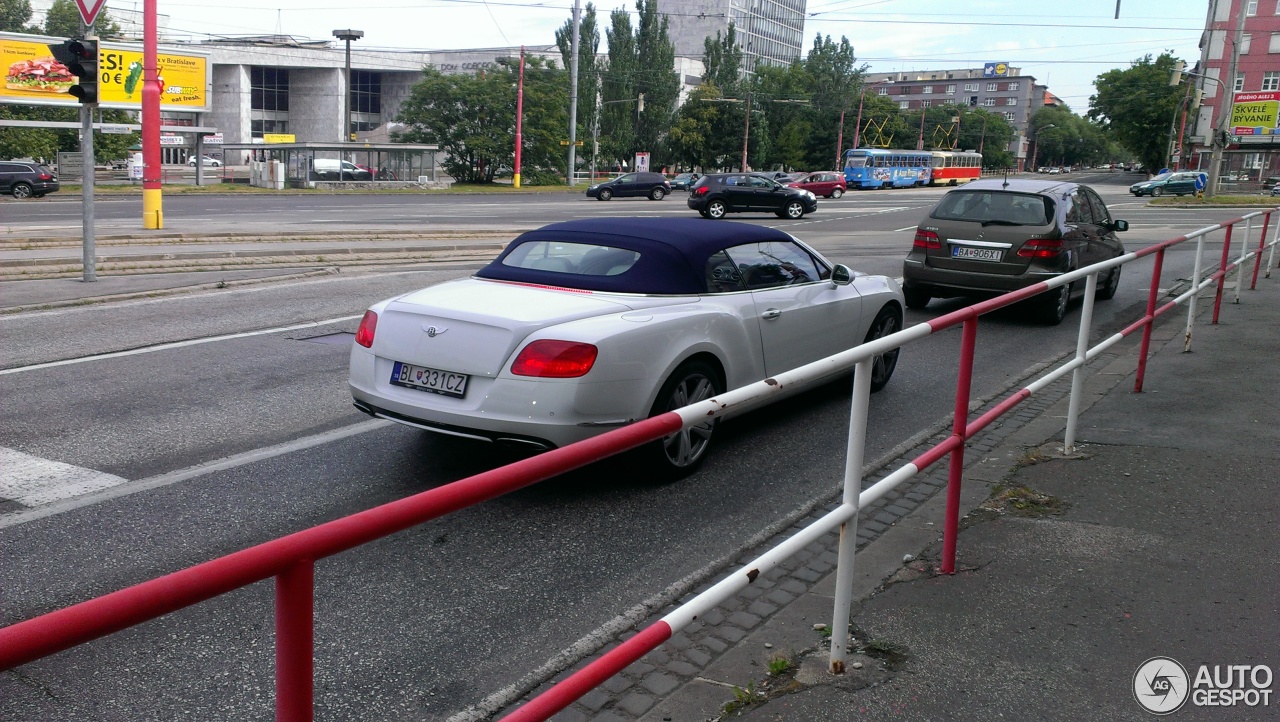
[845,156,867,168]
[931,190,1055,226]
[1150,173,1174,182]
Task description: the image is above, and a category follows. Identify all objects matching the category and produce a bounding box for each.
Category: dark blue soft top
[475,218,796,294]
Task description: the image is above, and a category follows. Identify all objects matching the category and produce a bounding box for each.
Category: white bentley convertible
[350,218,903,475]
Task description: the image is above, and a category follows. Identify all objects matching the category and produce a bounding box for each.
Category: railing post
[1135,249,1165,392]
[940,315,978,575]
[1250,211,1270,290]
[1184,236,1205,353]
[276,560,315,722]
[829,356,873,674]
[1270,210,1279,276]
[1234,217,1252,304]
[1063,272,1098,454]
[1213,224,1234,324]
[1259,209,1269,280]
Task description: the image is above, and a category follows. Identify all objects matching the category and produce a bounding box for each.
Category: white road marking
[0,314,362,375]
[0,447,128,507]
[894,226,918,232]
[0,420,390,528]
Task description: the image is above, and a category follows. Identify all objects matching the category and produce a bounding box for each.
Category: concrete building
[659,0,806,74]
[1188,0,1280,178]
[864,65,1050,168]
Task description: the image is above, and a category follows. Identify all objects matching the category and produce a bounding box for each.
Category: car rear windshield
[931,190,1054,226]
[499,240,641,277]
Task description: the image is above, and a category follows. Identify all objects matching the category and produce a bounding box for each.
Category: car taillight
[511,340,598,378]
[355,310,378,348]
[38,173,53,181]
[693,186,709,196]
[1017,239,1064,258]
[913,229,941,249]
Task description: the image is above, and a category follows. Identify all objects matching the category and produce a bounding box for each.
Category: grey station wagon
[901,179,1128,324]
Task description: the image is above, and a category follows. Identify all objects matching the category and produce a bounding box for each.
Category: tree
[1089,53,1185,174]
[1,0,40,33]
[701,24,743,96]
[44,0,121,38]
[598,8,637,167]
[396,61,570,185]
[632,0,678,159]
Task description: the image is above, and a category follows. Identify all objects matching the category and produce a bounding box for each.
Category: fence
[1,210,1277,722]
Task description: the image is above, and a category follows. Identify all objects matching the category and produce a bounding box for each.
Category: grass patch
[57,181,586,196]
[1150,194,1280,206]
[981,484,1068,517]
[767,655,793,676]
[723,680,765,715]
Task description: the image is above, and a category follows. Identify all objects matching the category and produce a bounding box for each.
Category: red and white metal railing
[500,209,1280,721]
[1,211,1277,722]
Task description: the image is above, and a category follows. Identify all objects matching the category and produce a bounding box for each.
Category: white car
[187,155,221,167]
[349,218,904,476]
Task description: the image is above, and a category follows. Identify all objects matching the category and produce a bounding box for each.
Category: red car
[788,171,847,199]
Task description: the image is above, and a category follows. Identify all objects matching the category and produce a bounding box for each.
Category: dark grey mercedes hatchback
[901,178,1128,324]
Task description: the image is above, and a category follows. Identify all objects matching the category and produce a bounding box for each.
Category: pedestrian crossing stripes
[0,446,128,508]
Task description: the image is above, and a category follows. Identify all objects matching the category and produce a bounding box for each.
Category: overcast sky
[115,0,1207,112]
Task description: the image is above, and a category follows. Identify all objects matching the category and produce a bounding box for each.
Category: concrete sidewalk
[518,270,1278,721]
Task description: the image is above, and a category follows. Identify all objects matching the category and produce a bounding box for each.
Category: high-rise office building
[660,0,806,74]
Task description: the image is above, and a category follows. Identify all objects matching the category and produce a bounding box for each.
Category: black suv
[0,161,59,199]
[687,173,818,219]
[585,172,671,201]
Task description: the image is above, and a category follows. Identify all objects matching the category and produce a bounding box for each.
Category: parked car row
[585,170,847,220]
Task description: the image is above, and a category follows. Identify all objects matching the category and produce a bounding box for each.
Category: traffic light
[1170,60,1185,86]
[48,38,99,104]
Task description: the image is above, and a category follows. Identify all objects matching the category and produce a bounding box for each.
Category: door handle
[761,308,782,320]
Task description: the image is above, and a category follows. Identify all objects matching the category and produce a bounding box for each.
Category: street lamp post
[515,46,525,188]
[332,29,363,145]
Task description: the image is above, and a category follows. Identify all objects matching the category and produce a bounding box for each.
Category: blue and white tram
[843,148,933,189]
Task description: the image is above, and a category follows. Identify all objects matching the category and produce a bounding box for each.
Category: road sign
[75,0,107,27]
[100,123,132,134]
[559,140,584,146]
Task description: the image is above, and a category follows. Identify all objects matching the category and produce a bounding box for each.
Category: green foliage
[0,0,39,33]
[0,105,137,162]
[767,655,793,676]
[1030,105,1113,169]
[1089,53,1186,174]
[396,59,570,184]
[44,0,121,38]
[702,23,743,97]
[599,8,637,165]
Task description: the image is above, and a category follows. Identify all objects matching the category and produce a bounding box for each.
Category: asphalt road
[0,173,1255,720]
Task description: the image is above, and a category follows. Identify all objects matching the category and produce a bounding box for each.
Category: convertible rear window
[500,240,641,277]
[931,190,1054,226]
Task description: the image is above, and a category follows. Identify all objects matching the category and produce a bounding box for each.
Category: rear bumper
[902,258,1061,298]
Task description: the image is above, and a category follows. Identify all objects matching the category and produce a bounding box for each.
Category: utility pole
[514,46,525,188]
[740,91,753,172]
[1206,0,1248,199]
[850,90,865,152]
[567,0,581,186]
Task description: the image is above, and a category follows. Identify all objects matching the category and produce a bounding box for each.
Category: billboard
[1,32,210,111]
[1230,91,1280,138]
[983,62,1010,78]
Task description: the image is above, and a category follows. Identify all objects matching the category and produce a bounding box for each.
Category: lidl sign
[1230,91,1280,137]
[0,31,210,111]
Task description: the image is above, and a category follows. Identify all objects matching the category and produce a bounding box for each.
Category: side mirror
[1111,219,1129,232]
[831,264,853,286]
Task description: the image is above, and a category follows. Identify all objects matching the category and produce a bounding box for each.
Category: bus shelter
[216,141,440,188]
